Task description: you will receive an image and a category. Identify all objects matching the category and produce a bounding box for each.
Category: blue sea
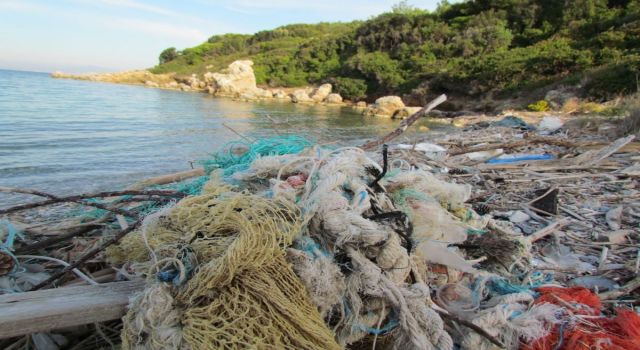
[0,69,440,207]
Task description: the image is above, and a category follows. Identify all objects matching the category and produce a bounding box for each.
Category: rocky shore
[51,60,425,118]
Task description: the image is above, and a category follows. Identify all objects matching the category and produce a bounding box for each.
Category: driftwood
[30,219,143,291]
[0,281,144,339]
[448,135,584,156]
[0,188,182,215]
[360,94,447,150]
[127,168,205,190]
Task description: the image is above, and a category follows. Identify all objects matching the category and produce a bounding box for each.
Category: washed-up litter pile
[1,113,639,350]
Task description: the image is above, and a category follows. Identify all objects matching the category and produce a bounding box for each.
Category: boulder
[291,89,313,103]
[324,93,343,104]
[310,84,332,102]
[392,106,422,119]
[355,101,368,109]
[545,87,578,110]
[204,60,257,97]
[272,89,289,99]
[145,80,159,88]
[239,88,273,100]
[364,96,405,117]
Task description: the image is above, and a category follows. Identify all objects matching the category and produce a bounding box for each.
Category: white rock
[324,93,343,104]
[392,106,422,119]
[355,101,368,109]
[291,89,313,103]
[310,83,332,102]
[363,96,405,117]
[204,60,257,97]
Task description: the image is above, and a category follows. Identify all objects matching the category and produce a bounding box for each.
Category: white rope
[18,255,98,285]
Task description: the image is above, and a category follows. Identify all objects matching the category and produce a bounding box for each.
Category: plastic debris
[490,115,536,130]
[486,153,554,164]
[538,116,564,134]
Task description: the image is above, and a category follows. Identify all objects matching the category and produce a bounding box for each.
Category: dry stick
[15,222,104,254]
[436,310,505,349]
[526,217,571,244]
[128,168,205,190]
[0,188,182,215]
[222,123,254,142]
[449,136,585,156]
[359,94,447,150]
[599,276,640,300]
[29,219,143,291]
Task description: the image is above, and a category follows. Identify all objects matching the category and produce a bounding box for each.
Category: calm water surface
[0,69,445,207]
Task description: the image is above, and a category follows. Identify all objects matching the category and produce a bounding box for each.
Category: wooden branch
[449,136,583,156]
[15,221,104,254]
[0,188,182,215]
[436,310,505,349]
[599,276,640,300]
[526,218,571,244]
[0,281,144,339]
[29,219,143,291]
[360,94,447,150]
[128,168,205,190]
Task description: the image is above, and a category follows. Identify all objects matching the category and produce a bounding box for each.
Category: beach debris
[605,205,623,230]
[537,116,564,134]
[1,107,639,349]
[490,115,535,130]
[486,153,554,164]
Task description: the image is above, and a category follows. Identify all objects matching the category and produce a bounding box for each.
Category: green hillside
[151,0,640,103]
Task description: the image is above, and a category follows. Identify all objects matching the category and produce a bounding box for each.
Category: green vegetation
[527,100,550,112]
[151,0,640,103]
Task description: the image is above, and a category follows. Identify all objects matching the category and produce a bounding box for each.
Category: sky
[0,0,444,73]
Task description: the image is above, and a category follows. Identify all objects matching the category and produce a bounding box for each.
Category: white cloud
[99,0,174,16]
[106,18,207,42]
[0,0,48,11]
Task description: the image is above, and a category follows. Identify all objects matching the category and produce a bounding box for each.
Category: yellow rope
[112,176,340,350]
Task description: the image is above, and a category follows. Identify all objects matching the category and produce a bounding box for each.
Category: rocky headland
[51,60,424,118]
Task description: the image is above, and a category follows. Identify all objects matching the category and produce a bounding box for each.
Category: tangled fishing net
[107,136,638,349]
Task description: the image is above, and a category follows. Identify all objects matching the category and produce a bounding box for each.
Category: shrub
[332,77,368,100]
[527,100,550,111]
[159,47,178,64]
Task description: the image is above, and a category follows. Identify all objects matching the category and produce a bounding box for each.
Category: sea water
[0,69,443,207]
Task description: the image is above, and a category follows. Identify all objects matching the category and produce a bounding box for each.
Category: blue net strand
[200,135,313,177]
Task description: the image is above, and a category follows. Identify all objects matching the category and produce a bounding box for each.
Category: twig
[15,221,105,254]
[449,136,584,156]
[0,188,182,215]
[526,218,571,244]
[29,219,143,291]
[222,123,254,142]
[360,94,447,150]
[436,310,505,349]
[599,276,640,300]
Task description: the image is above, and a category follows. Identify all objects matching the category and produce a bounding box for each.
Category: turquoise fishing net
[201,135,313,177]
[165,135,313,195]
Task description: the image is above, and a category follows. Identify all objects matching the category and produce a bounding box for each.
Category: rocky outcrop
[310,84,332,102]
[51,70,176,86]
[291,89,314,103]
[272,89,289,99]
[392,106,422,119]
[204,60,257,97]
[325,93,343,104]
[545,87,579,110]
[239,87,273,100]
[52,60,350,108]
[364,96,405,117]
[355,101,368,109]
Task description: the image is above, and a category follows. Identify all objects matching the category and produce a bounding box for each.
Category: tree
[159,47,178,64]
